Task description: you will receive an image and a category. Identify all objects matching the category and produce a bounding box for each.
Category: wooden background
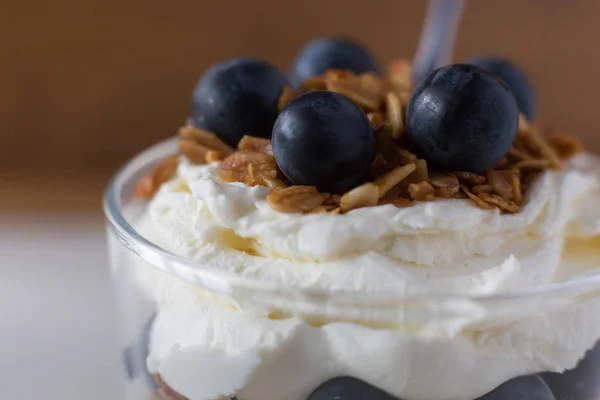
[1,0,599,209]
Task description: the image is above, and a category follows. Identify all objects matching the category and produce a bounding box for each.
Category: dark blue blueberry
[121,315,157,389]
[192,58,289,147]
[406,64,518,173]
[541,339,600,400]
[308,376,398,400]
[468,57,535,121]
[272,91,374,193]
[289,38,378,89]
[476,374,555,400]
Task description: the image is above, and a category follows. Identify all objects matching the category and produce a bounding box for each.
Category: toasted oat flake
[267,186,324,213]
[455,171,486,186]
[367,111,384,127]
[178,126,234,155]
[278,85,296,111]
[178,139,211,164]
[340,183,380,212]
[135,155,179,199]
[478,193,521,213]
[205,150,225,163]
[548,132,582,158]
[220,151,277,186]
[429,174,459,187]
[487,170,513,201]
[324,69,356,81]
[325,77,381,110]
[238,135,273,154]
[461,186,494,210]
[300,76,327,92]
[408,181,435,201]
[471,185,493,194]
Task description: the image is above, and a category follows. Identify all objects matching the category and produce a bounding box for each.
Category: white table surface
[1,212,125,400]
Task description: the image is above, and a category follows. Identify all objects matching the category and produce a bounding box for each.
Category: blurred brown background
[2,0,599,211]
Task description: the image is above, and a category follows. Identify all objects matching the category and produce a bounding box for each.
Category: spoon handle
[412,0,466,84]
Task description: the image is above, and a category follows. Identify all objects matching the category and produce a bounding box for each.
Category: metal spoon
[412,0,467,85]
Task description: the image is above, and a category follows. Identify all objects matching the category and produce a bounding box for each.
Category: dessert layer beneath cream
[134,153,600,400]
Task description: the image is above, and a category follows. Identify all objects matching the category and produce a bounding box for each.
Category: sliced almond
[408,159,429,183]
[278,85,296,111]
[340,183,380,212]
[374,163,416,198]
[518,127,562,169]
[178,126,234,155]
[386,91,404,139]
[267,186,324,213]
[512,158,552,171]
[518,113,530,133]
[508,170,523,205]
[135,155,179,199]
[508,146,534,161]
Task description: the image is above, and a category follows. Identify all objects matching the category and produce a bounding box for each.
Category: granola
[137,61,582,214]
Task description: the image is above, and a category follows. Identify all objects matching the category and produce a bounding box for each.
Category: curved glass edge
[102,137,600,315]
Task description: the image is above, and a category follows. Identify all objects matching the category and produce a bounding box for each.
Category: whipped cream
[133,153,600,400]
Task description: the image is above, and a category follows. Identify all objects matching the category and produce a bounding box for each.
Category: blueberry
[468,57,535,121]
[406,64,518,172]
[289,38,378,89]
[541,339,600,400]
[476,374,555,400]
[121,315,157,389]
[308,376,399,400]
[191,58,289,147]
[272,91,374,193]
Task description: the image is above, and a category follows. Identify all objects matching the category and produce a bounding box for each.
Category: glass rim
[103,136,600,307]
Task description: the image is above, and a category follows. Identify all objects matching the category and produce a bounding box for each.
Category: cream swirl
[134,152,600,400]
[146,153,600,296]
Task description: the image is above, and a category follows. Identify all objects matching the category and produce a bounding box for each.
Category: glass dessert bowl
[104,39,600,400]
